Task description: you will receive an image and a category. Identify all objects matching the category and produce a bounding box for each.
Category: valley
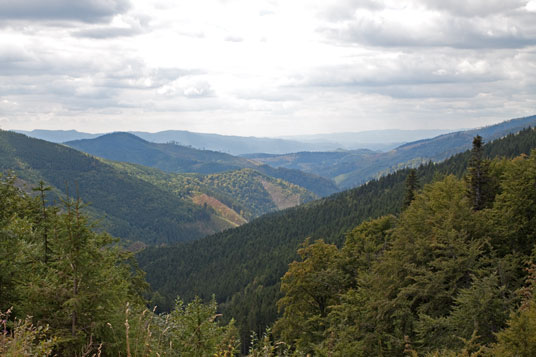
[3,115,536,355]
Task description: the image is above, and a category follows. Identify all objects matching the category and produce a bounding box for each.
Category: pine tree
[403,169,418,208]
[32,181,52,264]
[466,135,492,210]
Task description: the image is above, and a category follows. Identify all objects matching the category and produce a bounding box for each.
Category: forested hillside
[246,115,536,188]
[0,131,318,245]
[268,140,536,355]
[66,132,338,197]
[137,127,536,350]
[0,176,239,356]
[108,162,317,222]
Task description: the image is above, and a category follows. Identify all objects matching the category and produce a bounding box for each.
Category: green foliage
[490,264,536,357]
[0,309,57,357]
[404,169,419,208]
[138,127,536,350]
[66,132,338,197]
[120,298,239,357]
[0,173,240,355]
[0,174,145,354]
[268,149,536,356]
[490,152,536,255]
[466,136,494,210]
[248,328,292,357]
[274,240,342,352]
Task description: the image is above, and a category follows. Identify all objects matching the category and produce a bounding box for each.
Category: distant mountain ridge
[65,132,339,197]
[246,115,536,188]
[281,129,455,151]
[14,129,102,142]
[16,127,458,154]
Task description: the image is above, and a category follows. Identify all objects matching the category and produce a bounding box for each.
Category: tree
[363,176,488,355]
[466,136,492,210]
[0,175,147,354]
[32,181,52,264]
[403,169,418,208]
[274,239,342,353]
[490,150,536,254]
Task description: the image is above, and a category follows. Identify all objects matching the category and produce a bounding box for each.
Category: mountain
[130,130,338,154]
[18,128,457,155]
[0,130,318,244]
[66,132,252,174]
[245,115,536,188]
[136,127,536,347]
[14,129,102,142]
[281,129,455,151]
[65,132,339,197]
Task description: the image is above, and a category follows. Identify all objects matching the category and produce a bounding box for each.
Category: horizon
[12,126,460,138]
[1,1,535,136]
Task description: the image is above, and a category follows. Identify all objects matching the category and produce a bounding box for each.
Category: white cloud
[0,0,535,136]
[0,0,131,23]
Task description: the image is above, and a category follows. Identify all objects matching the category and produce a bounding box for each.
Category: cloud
[420,0,527,17]
[0,0,535,136]
[71,13,150,38]
[321,12,536,49]
[319,0,384,21]
[224,35,244,42]
[317,0,536,50]
[0,0,131,23]
[72,26,141,39]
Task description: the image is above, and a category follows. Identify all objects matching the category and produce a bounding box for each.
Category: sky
[0,0,535,137]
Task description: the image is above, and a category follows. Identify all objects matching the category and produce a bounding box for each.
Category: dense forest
[0,130,320,245]
[3,126,536,355]
[0,177,239,355]
[268,139,536,355]
[3,128,536,355]
[138,127,536,351]
[65,132,338,197]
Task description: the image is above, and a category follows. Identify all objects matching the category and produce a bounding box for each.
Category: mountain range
[245,115,536,188]
[18,115,536,192]
[0,130,320,244]
[16,128,455,154]
[64,132,338,197]
[4,113,536,350]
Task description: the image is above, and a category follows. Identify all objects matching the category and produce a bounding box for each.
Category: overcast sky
[0,0,535,136]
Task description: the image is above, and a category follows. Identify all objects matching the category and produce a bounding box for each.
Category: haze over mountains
[246,115,536,188]
[17,128,455,154]
[65,132,339,197]
[56,115,536,190]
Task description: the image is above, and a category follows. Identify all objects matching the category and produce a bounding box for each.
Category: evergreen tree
[32,181,52,264]
[466,135,492,210]
[274,239,343,353]
[403,169,418,208]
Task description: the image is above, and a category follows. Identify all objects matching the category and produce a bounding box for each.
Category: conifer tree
[466,135,492,210]
[32,181,52,264]
[403,169,418,208]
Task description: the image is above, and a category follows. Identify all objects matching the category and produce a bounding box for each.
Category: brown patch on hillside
[192,193,247,227]
[261,180,302,210]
